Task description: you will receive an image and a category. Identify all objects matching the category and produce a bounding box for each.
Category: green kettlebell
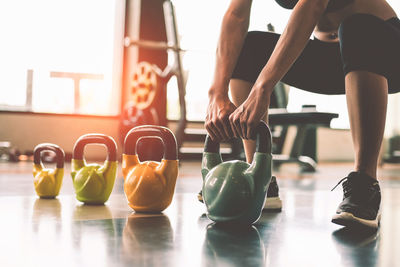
[71,134,118,205]
[201,121,273,225]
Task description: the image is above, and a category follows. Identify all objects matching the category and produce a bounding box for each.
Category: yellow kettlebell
[33,143,65,198]
[122,125,179,213]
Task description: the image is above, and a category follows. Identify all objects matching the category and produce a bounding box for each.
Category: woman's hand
[205,92,237,141]
[229,86,271,139]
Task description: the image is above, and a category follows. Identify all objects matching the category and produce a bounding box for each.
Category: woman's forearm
[210,5,251,98]
[255,0,330,94]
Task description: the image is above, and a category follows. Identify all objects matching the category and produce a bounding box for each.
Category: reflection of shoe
[331,227,379,266]
[198,176,282,212]
[263,176,282,212]
[198,191,204,203]
[332,227,379,247]
[331,172,381,229]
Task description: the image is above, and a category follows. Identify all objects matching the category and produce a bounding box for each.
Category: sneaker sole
[332,212,380,229]
[198,194,282,212]
[263,197,282,212]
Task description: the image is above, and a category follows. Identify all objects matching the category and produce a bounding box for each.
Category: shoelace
[331,176,358,199]
[331,176,347,192]
[331,176,380,199]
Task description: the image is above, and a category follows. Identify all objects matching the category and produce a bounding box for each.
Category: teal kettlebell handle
[34,143,65,168]
[124,125,178,160]
[204,121,272,154]
[73,134,117,161]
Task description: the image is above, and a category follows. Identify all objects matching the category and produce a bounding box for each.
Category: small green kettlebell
[71,134,118,205]
[201,121,273,225]
[33,143,65,198]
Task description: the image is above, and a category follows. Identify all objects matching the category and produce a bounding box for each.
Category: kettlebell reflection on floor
[202,223,266,267]
[32,198,62,234]
[122,213,174,265]
[71,205,117,252]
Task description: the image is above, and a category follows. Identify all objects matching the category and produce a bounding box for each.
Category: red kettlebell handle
[204,121,272,154]
[34,143,65,168]
[124,125,178,160]
[73,134,117,161]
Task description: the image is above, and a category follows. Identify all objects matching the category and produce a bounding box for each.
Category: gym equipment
[130,61,158,110]
[123,0,238,161]
[268,105,338,171]
[119,62,164,162]
[120,101,164,162]
[123,0,187,151]
[384,135,400,163]
[71,134,118,205]
[0,141,21,162]
[0,142,12,162]
[201,122,273,225]
[33,143,65,198]
[124,61,160,127]
[122,125,178,212]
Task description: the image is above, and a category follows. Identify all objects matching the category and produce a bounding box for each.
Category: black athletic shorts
[232,14,400,95]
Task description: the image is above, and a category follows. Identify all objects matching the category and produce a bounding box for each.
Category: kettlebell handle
[73,134,117,161]
[204,121,272,154]
[34,143,65,168]
[124,125,178,160]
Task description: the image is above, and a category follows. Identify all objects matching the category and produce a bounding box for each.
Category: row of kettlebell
[33,125,179,213]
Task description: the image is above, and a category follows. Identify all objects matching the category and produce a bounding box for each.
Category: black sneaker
[198,176,282,212]
[331,172,381,229]
[263,176,282,211]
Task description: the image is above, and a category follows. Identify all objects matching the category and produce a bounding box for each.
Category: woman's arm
[229,0,330,139]
[205,0,252,141]
[258,0,329,90]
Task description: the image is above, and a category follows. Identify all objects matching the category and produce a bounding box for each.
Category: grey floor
[0,161,399,267]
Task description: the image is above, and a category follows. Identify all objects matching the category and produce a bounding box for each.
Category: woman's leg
[230,79,262,163]
[339,14,400,179]
[331,14,400,229]
[332,70,386,228]
[230,78,282,211]
[345,71,388,179]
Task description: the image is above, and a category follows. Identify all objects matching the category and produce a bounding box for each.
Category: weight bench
[268,107,338,172]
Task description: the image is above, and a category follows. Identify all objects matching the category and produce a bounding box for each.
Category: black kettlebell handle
[73,134,117,161]
[34,143,65,168]
[204,121,272,154]
[124,125,178,160]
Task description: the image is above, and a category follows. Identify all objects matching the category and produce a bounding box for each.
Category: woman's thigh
[339,14,400,94]
[231,31,346,95]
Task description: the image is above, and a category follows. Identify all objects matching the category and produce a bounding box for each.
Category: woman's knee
[232,31,279,83]
[241,31,278,58]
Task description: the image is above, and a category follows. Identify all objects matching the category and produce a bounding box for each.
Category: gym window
[0,0,124,116]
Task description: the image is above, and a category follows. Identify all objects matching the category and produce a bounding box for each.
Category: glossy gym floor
[1,161,399,267]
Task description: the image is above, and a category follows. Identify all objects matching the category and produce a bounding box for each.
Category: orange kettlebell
[122,125,179,212]
[33,143,65,198]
